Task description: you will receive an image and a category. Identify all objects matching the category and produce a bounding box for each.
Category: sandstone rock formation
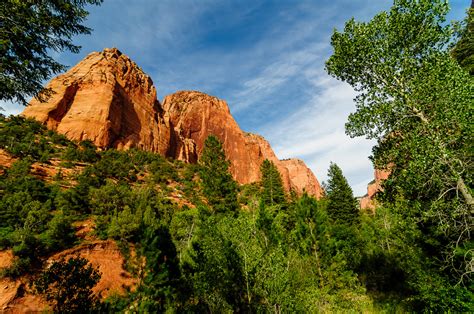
[281,158,324,198]
[23,48,323,198]
[360,169,390,211]
[22,48,171,155]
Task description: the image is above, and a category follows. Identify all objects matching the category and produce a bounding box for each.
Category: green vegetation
[325,162,359,225]
[0,0,103,105]
[0,110,471,312]
[326,0,473,311]
[452,5,474,75]
[34,256,101,313]
[260,159,286,206]
[0,0,471,312]
[198,135,238,213]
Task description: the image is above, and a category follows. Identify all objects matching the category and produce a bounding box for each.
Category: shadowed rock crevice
[46,84,80,129]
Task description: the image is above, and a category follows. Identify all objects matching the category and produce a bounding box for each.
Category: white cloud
[258,74,376,196]
[231,44,326,113]
[1,100,23,116]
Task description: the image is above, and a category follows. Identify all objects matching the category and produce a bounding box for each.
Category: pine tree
[325,162,359,225]
[136,225,183,312]
[260,159,286,206]
[199,135,238,213]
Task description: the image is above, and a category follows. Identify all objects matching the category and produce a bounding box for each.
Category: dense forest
[0,0,473,312]
[0,112,471,312]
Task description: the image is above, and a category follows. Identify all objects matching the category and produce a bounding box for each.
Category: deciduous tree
[325,0,472,285]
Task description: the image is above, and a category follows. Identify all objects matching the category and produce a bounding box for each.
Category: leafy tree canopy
[0,0,103,105]
[326,0,472,283]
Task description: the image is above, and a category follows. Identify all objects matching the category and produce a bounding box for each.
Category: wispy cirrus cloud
[257,73,375,195]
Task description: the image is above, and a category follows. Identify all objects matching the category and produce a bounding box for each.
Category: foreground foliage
[34,256,101,313]
[0,117,369,311]
[326,0,473,311]
[0,0,103,105]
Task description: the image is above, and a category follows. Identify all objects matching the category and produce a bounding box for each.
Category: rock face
[23,48,323,198]
[281,158,324,198]
[22,48,171,155]
[360,169,390,211]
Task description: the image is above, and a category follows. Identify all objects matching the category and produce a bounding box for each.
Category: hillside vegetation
[0,115,471,312]
[0,0,472,312]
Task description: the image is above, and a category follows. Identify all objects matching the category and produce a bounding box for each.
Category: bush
[34,256,101,313]
[40,211,76,252]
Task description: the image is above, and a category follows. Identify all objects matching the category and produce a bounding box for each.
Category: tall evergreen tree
[325,162,359,225]
[260,159,286,206]
[135,225,183,312]
[199,135,238,213]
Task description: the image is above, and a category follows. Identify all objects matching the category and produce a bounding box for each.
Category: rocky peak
[163,91,230,114]
[22,48,170,155]
[163,90,267,184]
[22,48,323,198]
[280,158,324,198]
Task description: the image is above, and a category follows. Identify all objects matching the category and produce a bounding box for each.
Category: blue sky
[3,0,470,195]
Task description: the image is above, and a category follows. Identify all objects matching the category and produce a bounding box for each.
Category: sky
[2,0,470,195]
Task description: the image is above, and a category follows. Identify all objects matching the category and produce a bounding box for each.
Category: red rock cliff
[360,169,390,211]
[22,48,323,198]
[22,48,172,156]
[281,158,324,199]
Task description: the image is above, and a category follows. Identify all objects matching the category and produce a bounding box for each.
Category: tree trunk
[413,106,473,208]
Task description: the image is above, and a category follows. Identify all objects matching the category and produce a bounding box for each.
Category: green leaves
[326,0,473,301]
[34,256,101,313]
[0,0,103,105]
[452,8,474,75]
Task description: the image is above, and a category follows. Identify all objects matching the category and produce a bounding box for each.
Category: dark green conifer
[199,135,238,213]
[260,159,286,206]
[452,6,474,75]
[325,162,359,225]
